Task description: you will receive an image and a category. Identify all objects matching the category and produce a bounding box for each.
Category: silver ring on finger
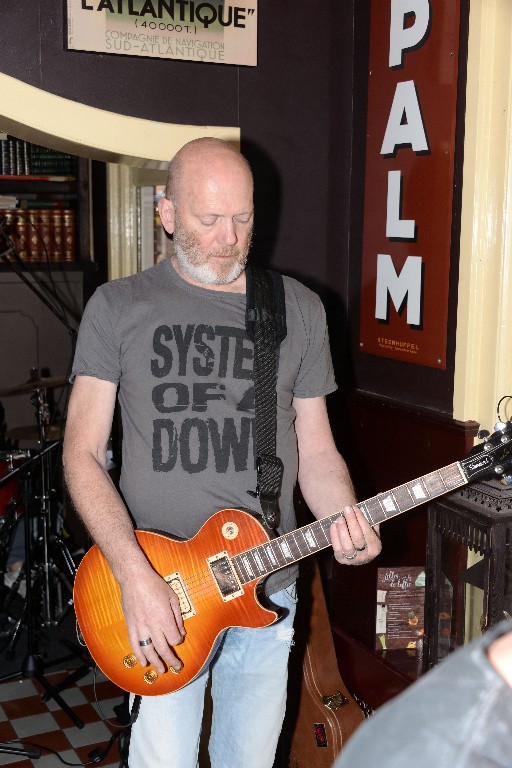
[342,550,358,560]
[355,543,367,552]
[139,637,153,647]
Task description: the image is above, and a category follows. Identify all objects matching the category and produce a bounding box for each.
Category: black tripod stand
[0,442,90,730]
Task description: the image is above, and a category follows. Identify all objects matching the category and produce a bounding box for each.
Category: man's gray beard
[174,242,247,286]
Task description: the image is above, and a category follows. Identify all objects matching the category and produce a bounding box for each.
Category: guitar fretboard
[232,460,468,585]
[358,462,467,526]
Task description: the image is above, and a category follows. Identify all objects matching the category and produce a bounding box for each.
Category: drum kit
[0,370,91,730]
[0,375,66,536]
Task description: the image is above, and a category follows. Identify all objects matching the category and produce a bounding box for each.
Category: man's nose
[218,218,237,245]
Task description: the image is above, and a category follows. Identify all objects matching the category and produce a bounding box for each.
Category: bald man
[63,138,381,768]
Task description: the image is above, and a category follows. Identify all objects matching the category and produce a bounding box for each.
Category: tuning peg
[478,429,490,440]
[501,475,512,486]
[494,422,508,432]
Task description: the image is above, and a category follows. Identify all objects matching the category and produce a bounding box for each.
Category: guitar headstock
[461,419,512,483]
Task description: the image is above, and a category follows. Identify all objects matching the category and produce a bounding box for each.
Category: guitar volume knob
[123,654,137,668]
[143,670,158,685]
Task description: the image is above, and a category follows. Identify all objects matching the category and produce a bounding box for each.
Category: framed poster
[66,0,258,66]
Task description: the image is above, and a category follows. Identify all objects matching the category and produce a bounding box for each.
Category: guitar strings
[165,523,332,608]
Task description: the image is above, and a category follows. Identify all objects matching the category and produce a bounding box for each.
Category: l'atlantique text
[80,1,255,28]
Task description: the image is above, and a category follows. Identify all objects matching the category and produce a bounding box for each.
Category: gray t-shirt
[72,259,336,595]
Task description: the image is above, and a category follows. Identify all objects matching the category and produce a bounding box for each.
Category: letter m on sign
[375,254,422,326]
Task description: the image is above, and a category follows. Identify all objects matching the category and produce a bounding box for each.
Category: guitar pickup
[164,572,196,620]
[207,552,244,602]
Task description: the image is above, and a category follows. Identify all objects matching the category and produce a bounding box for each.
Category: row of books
[0,138,79,177]
[0,194,18,209]
[0,208,77,262]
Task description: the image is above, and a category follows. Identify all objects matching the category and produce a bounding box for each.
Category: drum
[0,450,30,519]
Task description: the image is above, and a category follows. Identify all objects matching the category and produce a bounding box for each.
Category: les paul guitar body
[74,509,278,697]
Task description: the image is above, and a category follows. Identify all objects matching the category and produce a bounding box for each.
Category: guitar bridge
[207,552,244,602]
[164,572,196,619]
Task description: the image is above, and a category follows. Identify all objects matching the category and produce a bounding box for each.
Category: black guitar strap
[245,265,287,532]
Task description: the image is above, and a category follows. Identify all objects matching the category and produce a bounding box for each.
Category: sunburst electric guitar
[73,420,512,696]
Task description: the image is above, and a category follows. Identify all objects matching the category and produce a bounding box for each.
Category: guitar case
[280,557,364,767]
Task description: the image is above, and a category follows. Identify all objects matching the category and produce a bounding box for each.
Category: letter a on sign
[381,81,429,155]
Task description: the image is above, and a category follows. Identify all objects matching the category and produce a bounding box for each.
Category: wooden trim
[0,72,240,165]
[455,0,512,429]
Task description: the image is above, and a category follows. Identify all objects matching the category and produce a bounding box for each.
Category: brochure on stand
[376,566,425,651]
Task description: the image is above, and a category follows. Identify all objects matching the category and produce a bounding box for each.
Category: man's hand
[330,505,382,565]
[121,565,186,674]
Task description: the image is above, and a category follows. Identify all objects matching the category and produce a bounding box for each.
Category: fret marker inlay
[264,545,278,566]
[280,541,292,559]
[411,483,427,500]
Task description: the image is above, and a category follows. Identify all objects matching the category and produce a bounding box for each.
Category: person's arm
[63,375,185,673]
[294,395,382,564]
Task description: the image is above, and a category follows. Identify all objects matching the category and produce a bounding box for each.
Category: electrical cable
[496,395,512,424]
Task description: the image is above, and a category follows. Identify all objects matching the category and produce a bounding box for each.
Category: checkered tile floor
[0,667,128,767]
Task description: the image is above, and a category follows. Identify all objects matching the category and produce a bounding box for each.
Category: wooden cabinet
[425,479,512,668]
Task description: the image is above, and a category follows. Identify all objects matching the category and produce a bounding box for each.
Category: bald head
[158,136,254,290]
[165,137,253,206]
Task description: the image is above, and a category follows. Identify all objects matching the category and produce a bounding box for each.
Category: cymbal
[0,376,67,397]
[7,424,64,441]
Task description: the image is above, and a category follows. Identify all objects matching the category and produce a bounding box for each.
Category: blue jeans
[128,584,297,768]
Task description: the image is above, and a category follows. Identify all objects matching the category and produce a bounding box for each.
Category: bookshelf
[0,136,92,265]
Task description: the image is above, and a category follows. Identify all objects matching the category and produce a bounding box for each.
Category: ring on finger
[355,543,367,552]
[342,550,358,560]
[139,637,153,647]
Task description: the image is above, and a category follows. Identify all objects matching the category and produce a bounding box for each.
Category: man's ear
[158,197,176,235]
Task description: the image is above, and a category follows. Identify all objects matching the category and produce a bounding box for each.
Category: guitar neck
[232,460,468,586]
